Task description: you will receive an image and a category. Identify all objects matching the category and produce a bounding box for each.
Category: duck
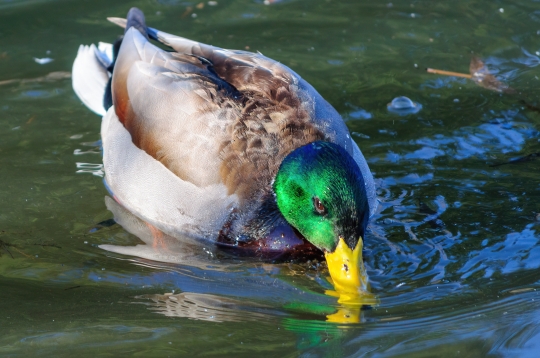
[72,8,377,294]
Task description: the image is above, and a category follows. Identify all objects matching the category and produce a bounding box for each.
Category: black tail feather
[103,36,123,111]
[126,7,148,39]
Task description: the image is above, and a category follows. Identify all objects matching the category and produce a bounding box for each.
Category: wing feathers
[101,107,238,240]
[114,29,240,186]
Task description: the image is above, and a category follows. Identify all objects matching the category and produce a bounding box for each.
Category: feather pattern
[73,13,377,251]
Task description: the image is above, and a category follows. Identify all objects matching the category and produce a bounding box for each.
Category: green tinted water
[2,0,540,356]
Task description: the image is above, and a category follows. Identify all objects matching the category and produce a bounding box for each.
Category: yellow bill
[324,237,368,296]
[324,237,377,323]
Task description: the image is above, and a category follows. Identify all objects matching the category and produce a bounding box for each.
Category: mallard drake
[72,8,377,293]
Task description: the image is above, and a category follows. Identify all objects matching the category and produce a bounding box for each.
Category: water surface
[2,0,540,356]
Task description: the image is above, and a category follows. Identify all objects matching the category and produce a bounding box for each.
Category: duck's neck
[244,192,285,239]
[216,192,322,260]
[217,192,293,242]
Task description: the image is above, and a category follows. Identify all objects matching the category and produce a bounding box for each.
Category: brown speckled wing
[111,24,376,216]
[157,31,352,146]
[112,28,241,187]
[152,29,356,202]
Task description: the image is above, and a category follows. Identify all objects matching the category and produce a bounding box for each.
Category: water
[2,0,540,356]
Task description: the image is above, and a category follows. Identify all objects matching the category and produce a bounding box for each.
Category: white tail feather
[72,43,112,116]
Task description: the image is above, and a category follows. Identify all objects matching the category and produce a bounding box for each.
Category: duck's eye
[313,197,326,215]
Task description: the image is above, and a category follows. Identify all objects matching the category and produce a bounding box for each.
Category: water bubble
[389,97,415,109]
[387,96,422,115]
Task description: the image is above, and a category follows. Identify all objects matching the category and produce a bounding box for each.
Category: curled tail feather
[73,7,149,115]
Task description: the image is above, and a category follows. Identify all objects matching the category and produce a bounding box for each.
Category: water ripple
[459,224,540,279]
[374,109,536,163]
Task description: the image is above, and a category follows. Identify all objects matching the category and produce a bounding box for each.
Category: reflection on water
[135,287,377,325]
[103,194,378,324]
[135,292,274,323]
[100,196,228,268]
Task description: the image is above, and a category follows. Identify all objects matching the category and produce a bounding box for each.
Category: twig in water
[426,68,472,79]
[427,56,515,94]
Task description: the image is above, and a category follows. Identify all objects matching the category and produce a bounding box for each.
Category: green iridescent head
[273,141,369,253]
